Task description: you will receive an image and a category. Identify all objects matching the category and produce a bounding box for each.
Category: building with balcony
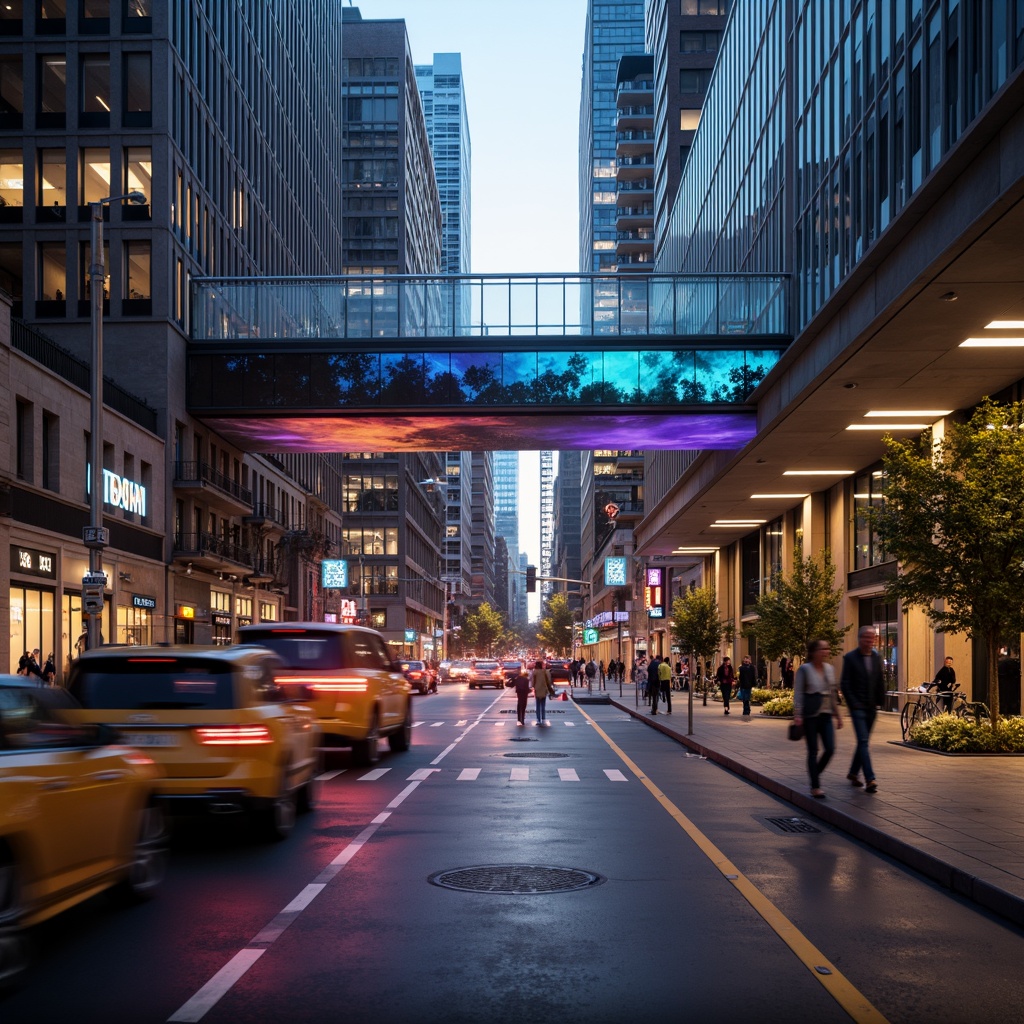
[0,2,347,666]
[579,0,648,274]
[614,55,655,273]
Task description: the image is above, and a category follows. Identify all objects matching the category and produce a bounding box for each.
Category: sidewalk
[580,683,1024,928]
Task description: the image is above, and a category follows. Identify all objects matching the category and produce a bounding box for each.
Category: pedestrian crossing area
[316,767,631,784]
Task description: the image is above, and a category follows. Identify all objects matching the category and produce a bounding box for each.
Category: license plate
[121,732,178,748]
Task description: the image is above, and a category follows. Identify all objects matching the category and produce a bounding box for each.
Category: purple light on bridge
[204,412,757,453]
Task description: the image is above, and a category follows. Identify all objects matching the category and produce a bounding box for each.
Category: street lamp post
[85,190,147,651]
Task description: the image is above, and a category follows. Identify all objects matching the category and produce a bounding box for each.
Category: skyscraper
[493,451,521,622]
[579,0,648,274]
[415,53,472,275]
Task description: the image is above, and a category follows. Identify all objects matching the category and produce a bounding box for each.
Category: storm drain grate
[430,865,604,894]
[503,750,569,758]
[763,816,823,835]
[507,737,538,743]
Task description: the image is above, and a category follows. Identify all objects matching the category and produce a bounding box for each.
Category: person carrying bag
[792,639,843,799]
[530,660,555,726]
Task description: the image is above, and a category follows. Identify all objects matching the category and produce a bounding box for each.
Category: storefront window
[116,603,150,645]
[259,602,278,622]
[853,467,888,569]
[10,585,54,674]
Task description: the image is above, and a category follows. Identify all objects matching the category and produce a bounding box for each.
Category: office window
[0,242,22,308]
[681,30,721,53]
[124,0,151,33]
[680,0,728,12]
[38,56,66,125]
[80,54,110,125]
[0,56,23,126]
[37,0,65,32]
[42,411,59,491]
[124,145,151,198]
[38,241,65,300]
[0,2,23,33]
[124,239,150,299]
[679,68,713,94]
[80,0,109,33]
[680,109,701,130]
[37,148,66,218]
[0,149,22,207]
[123,52,151,127]
[79,147,109,204]
[79,238,109,302]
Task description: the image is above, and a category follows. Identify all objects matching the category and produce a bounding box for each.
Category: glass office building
[579,0,648,274]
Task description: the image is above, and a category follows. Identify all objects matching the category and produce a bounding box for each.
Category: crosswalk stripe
[408,768,440,780]
[430,722,444,727]
[564,721,575,727]
[558,768,579,781]
[358,768,390,781]
[412,722,424,728]
[456,720,467,726]
[457,768,481,780]
[510,767,530,781]
[604,769,628,782]
[315,769,346,781]
[493,720,505,726]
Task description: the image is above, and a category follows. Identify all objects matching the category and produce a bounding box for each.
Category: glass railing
[191,273,791,341]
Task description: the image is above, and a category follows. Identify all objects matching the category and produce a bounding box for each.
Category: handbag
[788,722,804,741]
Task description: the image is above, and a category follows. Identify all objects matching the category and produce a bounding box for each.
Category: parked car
[468,660,504,689]
[237,622,411,767]
[0,676,166,987]
[401,660,438,694]
[66,645,318,840]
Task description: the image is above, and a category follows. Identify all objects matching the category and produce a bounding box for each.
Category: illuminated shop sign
[11,545,57,579]
[177,605,195,619]
[321,560,349,588]
[604,556,627,587]
[339,598,359,623]
[87,467,147,516]
[132,595,157,609]
[645,567,665,619]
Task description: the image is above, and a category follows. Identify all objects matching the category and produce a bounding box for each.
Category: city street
[5,686,1024,1024]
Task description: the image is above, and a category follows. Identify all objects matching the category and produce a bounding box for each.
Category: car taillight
[195,725,273,745]
[407,671,423,680]
[275,676,369,693]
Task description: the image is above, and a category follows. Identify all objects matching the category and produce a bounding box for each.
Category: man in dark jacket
[647,656,662,714]
[839,627,886,792]
[511,668,531,726]
[737,655,757,716]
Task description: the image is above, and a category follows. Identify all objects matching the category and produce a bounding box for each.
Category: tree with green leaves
[535,592,577,657]
[744,545,850,671]
[872,398,1024,726]
[670,586,734,705]
[460,602,507,657]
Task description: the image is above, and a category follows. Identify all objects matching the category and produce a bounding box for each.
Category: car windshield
[474,662,499,670]
[403,661,426,671]
[69,658,236,710]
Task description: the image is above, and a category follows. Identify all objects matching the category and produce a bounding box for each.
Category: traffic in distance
[0,635,557,991]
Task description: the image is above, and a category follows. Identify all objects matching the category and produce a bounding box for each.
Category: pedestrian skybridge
[187,273,791,451]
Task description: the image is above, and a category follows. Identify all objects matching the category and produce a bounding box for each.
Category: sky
[353,0,588,619]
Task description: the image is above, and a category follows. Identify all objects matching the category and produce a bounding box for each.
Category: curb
[610,698,1024,929]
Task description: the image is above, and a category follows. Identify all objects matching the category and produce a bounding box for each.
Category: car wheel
[0,856,29,991]
[259,785,297,842]
[352,711,381,767]
[389,703,412,752]
[116,803,168,902]
[296,775,316,814]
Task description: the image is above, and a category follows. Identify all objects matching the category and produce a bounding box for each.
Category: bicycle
[900,682,948,740]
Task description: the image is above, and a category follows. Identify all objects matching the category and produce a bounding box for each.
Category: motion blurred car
[0,677,165,987]
[237,622,411,767]
[501,660,524,686]
[401,660,438,695]
[448,660,474,682]
[67,645,318,840]
[467,660,504,689]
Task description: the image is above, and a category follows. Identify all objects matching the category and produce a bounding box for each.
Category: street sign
[82,582,105,614]
[82,572,108,586]
[82,526,110,546]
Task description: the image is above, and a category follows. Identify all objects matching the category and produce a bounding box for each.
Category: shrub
[909,714,1024,753]
[761,693,794,716]
[751,687,781,705]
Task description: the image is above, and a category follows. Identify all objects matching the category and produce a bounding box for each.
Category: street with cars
[3,671,1024,1023]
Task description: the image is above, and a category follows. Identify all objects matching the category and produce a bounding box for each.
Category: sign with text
[604,556,628,587]
[12,545,57,579]
[583,627,599,645]
[645,567,665,619]
[321,560,349,589]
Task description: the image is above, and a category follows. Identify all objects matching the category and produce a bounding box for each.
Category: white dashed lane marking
[358,768,390,781]
[557,768,580,781]
[457,768,481,780]
[509,767,530,781]
[604,769,628,782]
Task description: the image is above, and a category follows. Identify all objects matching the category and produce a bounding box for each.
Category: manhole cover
[430,865,604,894]
[503,751,569,758]
[763,816,822,835]
[508,737,538,742]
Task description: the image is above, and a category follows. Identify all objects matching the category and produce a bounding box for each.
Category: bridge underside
[196,409,758,453]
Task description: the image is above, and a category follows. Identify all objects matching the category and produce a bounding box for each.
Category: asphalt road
[5,686,1024,1024]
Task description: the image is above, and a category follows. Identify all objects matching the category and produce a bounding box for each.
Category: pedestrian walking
[793,638,843,798]
[598,660,606,689]
[570,659,580,688]
[839,626,886,793]
[26,649,45,681]
[737,655,757,716]
[647,656,662,713]
[531,660,555,725]
[933,655,956,712]
[657,656,673,714]
[585,658,597,691]
[511,667,531,726]
[715,656,736,715]
[42,652,56,684]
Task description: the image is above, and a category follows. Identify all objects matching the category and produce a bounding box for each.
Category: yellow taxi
[66,645,317,841]
[236,623,411,766]
[0,676,165,988]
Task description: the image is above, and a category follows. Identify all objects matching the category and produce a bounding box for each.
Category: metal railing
[173,532,256,566]
[173,461,253,504]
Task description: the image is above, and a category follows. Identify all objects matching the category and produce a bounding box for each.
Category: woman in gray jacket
[793,639,843,798]
[530,660,555,725]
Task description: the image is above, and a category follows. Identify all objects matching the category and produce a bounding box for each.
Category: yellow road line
[574,702,889,1024]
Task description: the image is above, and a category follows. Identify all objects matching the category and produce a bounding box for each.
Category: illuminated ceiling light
[863,410,952,417]
[782,470,854,476]
[673,548,718,553]
[853,493,886,499]
[709,523,760,528]
[846,422,929,430]
[984,320,1024,329]
[96,96,110,112]
[960,337,1024,347]
[713,519,766,524]
[749,493,809,499]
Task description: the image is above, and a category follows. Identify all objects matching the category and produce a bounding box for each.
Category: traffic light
[526,565,537,592]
